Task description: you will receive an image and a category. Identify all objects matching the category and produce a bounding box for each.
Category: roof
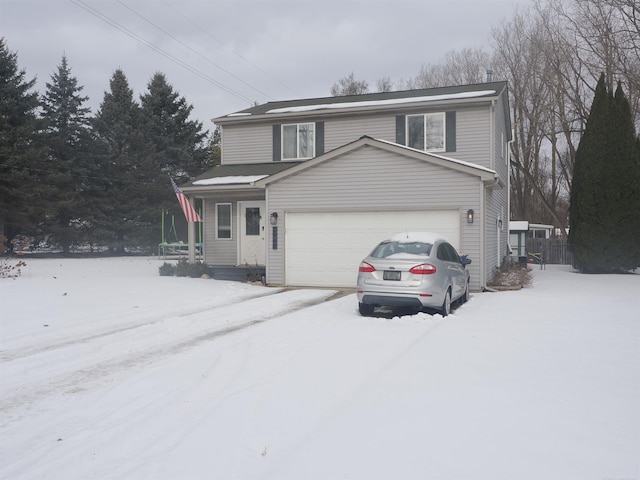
[214,81,509,123]
[182,162,301,192]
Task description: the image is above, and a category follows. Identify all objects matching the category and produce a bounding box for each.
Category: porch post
[188,197,197,263]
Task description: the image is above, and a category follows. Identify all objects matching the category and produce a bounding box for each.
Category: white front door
[239,201,266,266]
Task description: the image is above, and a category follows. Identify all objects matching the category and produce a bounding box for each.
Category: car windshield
[370,241,433,259]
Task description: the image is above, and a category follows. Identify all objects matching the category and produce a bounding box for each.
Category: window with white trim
[406,112,446,152]
[216,203,232,239]
[282,123,315,160]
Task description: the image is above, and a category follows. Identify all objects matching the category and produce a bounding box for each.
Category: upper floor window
[406,112,446,152]
[282,123,315,160]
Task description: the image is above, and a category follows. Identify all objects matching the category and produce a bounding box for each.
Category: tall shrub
[569,74,640,272]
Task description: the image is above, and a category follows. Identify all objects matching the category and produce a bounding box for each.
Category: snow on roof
[192,175,268,186]
[266,90,496,114]
[389,232,447,244]
[509,221,529,231]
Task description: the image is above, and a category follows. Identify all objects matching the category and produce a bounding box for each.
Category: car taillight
[409,263,437,274]
[359,261,376,273]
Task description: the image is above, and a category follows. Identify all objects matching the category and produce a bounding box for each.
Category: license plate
[383,270,401,281]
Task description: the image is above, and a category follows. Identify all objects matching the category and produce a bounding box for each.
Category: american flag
[169,176,202,223]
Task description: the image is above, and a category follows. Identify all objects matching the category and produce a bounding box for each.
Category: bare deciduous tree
[405,48,492,89]
[330,73,369,96]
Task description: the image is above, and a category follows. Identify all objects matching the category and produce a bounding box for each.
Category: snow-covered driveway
[1,257,639,479]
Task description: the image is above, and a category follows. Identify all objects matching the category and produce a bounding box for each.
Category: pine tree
[140,72,208,179]
[91,69,149,252]
[40,55,92,254]
[0,38,44,247]
[569,74,640,272]
[136,73,208,249]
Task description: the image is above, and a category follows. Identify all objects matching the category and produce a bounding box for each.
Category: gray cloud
[1,0,527,129]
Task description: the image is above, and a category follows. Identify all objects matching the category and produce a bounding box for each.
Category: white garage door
[285,210,460,287]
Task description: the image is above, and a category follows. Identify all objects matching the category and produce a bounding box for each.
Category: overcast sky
[1,0,528,131]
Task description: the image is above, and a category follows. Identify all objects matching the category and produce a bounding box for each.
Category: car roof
[388,232,447,244]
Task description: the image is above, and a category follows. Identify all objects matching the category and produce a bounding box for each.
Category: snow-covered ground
[1,257,638,480]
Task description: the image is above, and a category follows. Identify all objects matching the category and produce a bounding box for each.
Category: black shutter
[315,121,324,156]
[273,124,281,161]
[445,111,456,152]
[396,115,406,145]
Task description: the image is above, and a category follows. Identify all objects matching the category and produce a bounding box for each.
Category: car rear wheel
[441,289,451,317]
[461,281,469,304]
[359,302,374,316]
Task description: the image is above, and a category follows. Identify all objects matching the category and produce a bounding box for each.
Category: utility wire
[70,0,256,105]
[160,0,300,97]
[117,0,275,100]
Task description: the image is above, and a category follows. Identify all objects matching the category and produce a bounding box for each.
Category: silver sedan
[356,232,471,316]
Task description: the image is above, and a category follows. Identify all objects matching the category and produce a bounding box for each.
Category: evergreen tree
[140,73,209,177]
[91,69,149,252]
[0,38,44,247]
[137,73,208,248]
[40,55,92,254]
[569,74,640,272]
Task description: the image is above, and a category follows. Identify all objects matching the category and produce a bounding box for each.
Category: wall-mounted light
[467,209,474,224]
[497,218,503,230]
[269,212,278,226]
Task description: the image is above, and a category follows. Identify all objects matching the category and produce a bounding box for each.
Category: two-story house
[182,81,512,291]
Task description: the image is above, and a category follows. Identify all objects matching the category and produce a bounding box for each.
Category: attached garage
[285,210,460,287]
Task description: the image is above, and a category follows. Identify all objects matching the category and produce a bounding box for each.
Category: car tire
[441,289,451,317]
[359,302,374,316]
[462,281,469,304]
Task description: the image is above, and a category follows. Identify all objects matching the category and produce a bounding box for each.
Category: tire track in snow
[0,290,282,362]
[0,289,336,420]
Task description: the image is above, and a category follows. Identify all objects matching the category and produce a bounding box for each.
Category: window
[216,203,231,239]
[282,123,315,160]
[245,207,261,236]
[437,243,461,263]
[406,112,446,152]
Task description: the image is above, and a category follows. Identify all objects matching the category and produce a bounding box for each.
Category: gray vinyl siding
[454,107,491,168]
[202,190,265,265]
[324,117,393,151]
[203,199,237,265]
[221,124,272,165]
[220,106,493,167]
[266,145,484,289]
[483,95,510,285]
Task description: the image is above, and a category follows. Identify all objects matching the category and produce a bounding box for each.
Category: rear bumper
[358,291,444,309]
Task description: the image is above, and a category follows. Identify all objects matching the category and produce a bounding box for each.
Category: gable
[259,136,497,188]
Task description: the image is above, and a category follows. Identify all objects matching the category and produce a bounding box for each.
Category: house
[182,81,512,291]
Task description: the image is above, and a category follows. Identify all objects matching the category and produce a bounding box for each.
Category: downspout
[490,100,496,171]
[507,129,515,252]
[480,184,486,290]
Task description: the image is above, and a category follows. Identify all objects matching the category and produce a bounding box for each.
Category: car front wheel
[359,302,374,316]
[441,289,451,317]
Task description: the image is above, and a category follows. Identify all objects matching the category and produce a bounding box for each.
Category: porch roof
[182,162,301,193]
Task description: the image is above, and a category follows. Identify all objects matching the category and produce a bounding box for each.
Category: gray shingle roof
[216,81,508,120]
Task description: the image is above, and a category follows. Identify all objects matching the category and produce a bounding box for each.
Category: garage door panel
[285,211,460,287]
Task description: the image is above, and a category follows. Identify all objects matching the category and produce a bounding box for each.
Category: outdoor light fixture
[270,212,278,226]
[467,209,474,224]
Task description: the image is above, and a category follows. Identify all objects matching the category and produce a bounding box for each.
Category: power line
[160,0,300,97]
[116,0,276,100]
[69,0,256,105]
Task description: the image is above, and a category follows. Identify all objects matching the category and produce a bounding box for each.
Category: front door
[239,201,266,266]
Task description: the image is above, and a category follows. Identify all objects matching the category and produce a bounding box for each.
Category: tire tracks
[0,289,336,421]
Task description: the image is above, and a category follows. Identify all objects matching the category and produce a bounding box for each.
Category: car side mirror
[461,257,472,267]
